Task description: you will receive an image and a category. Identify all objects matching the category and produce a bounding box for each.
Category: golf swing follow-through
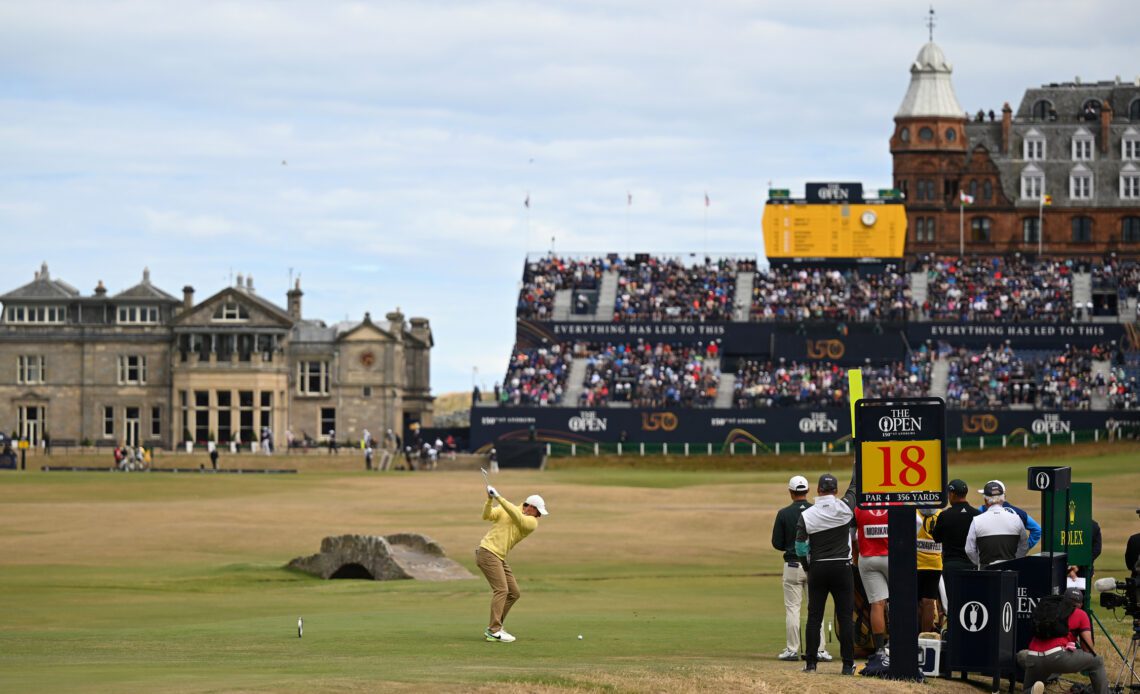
[475,471,547,643]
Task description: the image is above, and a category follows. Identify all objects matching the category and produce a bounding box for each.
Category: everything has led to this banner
[855,397,947,508]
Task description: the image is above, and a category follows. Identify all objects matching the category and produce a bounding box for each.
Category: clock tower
[890,37,967,250]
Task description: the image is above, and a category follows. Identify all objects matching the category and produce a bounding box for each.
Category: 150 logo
[806,339,845,359]
[961,414,999,434]
[641,412,679,432]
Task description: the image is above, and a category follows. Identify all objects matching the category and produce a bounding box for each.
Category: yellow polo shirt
[479,496,538,560]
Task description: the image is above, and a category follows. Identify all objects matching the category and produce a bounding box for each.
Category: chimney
[94,280,107,297]
[183,285,195,311]
[386,307,405,337]
[39,261,49,281]
[235,273,244,290]
[1100,100,1112,154]
[246,274,255,292]
[1001,102,1013,156]
[286,278,303,321]
[142,267,151,284]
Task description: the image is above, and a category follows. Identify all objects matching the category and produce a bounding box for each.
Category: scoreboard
[762,182,907,259]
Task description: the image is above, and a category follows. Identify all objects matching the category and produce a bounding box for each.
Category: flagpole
[1038,194,1044,256]
[626,192,631,257]
[959,200,964,257]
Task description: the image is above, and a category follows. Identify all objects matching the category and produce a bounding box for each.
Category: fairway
[2,444,1139,692]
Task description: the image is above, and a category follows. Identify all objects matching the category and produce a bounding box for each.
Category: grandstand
[474,250,1140,450]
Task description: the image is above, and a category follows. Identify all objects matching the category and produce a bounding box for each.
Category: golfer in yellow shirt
[477,483,548,643]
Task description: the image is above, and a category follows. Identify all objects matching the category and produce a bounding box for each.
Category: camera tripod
[1092,609,1140,693]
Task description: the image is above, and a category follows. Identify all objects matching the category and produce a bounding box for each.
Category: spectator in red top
[1016,588,1106,694]
[854,507,890,653]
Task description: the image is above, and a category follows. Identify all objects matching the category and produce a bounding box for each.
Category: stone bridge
[287,533,475,581]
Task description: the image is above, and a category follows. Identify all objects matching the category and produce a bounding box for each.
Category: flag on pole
[959,190,975,205]
[704,192,710,207]
[524,193,530,209]
[1040,194,1053,207]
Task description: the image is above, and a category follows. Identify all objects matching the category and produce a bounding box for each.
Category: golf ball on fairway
[578,634,583,640]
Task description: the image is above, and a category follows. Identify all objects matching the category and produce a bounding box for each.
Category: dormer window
[1121,163,1140,200]
[1021,164,1044,200]
[1070,165,1093,200]
[1032,99,1054,121]
[3,305,66,324]
[117,305,159,324]
[1123,128,1140,161]
[1130,99,1140,122]
[213,302,249,322]
[1072,128,1094,161]
[1023,128,1046,161]
[1081,99,1102,122]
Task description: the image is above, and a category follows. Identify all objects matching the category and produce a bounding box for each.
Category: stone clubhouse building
[0,263,433,450]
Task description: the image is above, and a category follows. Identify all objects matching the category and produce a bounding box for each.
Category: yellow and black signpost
[854,395,947,681]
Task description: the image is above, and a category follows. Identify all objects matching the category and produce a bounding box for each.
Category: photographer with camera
[1127,510,1140,576]
[1017,587,1107,694]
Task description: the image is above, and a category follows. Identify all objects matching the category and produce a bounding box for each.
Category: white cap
[788,475,810,492]
[524,494,549,516]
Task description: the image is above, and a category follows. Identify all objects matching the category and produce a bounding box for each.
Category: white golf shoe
[485,629,516,643]
[777,648,799,661]
[816,649,833,662]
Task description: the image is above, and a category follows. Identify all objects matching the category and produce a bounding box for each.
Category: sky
[2,0,1137,394]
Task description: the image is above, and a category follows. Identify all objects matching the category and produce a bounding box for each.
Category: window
[1123,217,1140,243]
[1072,129,1094,161]
[362,386,372,398]
[17,355,45,384]
[983,180,994,200]
[1024,130,1046,160]
[1021,165,1044,200]
[919,126,934,141]
[212,302,249,322]
[925,179,936,200]
[899,127,910,142]
[1071,216,1093,243]
[151,406,162,438]
[1032,99,1054,120]
[1022,218,1040,243]
[117,305,159,324]
[1121,168,1140,200]
[320,408,336,438]
[1070,167,1093,200]
[103,406,115,438]
[1131,99,1140,122]
[3,305,66,324]
[914,217,937,243]
[118,355,148,385]
[1124,130,1140,160]
[946,128,957,142]
[1081,99,1102,121]
[970,217,992,243]
[298,361,330,396]
[969,180,978,199]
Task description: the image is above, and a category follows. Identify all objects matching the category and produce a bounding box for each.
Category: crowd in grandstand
[733,353,931,408]
[918,256,1074,323]
[749,265,912,322]
[500,345,572,406]
[516,256,608,320]
[580,341,719,407]
[612,257,744,322]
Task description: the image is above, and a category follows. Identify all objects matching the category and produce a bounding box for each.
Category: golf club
[481,468,489,488]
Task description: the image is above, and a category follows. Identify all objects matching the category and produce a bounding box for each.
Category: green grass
[2,442,1139,692]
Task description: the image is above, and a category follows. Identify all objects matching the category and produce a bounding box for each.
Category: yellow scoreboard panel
[762,201,907,259]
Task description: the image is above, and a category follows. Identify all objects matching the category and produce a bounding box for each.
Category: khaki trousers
[783,562,825,653]
[476,547,520,631]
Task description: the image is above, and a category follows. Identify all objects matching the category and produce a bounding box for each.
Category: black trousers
[804,560,855,666]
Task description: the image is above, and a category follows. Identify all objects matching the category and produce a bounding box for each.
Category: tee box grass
[1,443,1138,692]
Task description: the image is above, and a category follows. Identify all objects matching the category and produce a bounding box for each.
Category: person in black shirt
[771,475,831,662]
[932,479,981,573]
[795,468,857,675]
[1126,510,1140,574]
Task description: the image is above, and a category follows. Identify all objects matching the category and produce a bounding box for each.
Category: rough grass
[1,442,1138,692]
